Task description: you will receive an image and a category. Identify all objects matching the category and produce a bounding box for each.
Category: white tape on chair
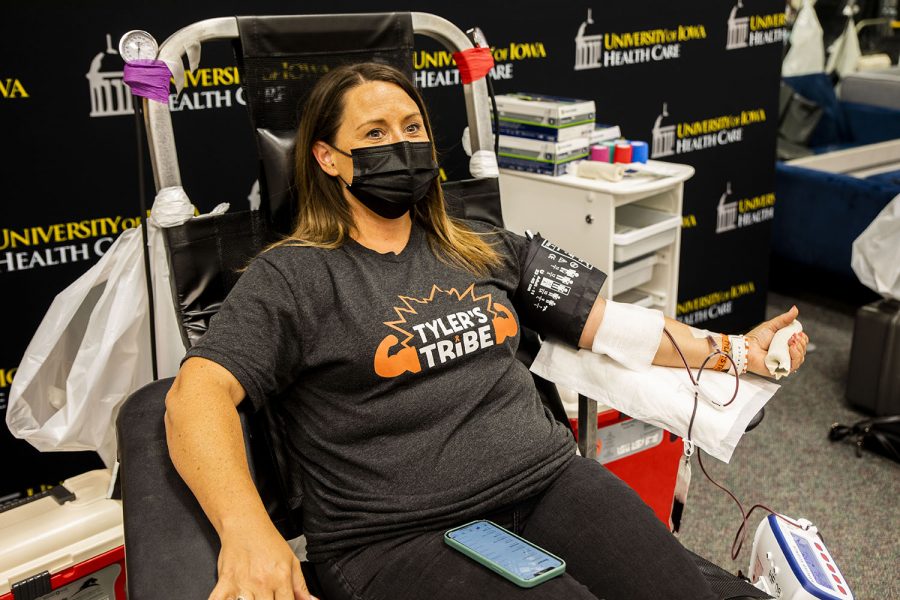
[470,150,499,179]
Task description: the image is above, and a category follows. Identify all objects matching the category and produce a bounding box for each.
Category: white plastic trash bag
[852,193,900,300]
[7,227,157,465]
[783,0,825,76]
[825,17,861,79]
[6,187,213,465]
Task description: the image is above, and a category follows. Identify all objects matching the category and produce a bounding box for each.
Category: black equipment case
[846,299,900,415]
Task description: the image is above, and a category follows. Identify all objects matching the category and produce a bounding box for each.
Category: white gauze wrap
[576,161,626,182]
[765,320,802,380]
[591,300,664,371]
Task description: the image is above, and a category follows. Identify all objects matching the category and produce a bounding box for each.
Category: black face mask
[332,140,440,219]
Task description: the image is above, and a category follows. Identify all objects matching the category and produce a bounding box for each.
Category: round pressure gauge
[118,30,158,62]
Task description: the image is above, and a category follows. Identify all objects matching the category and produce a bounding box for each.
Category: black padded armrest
[117,379,317,599]
[117,378,220,599]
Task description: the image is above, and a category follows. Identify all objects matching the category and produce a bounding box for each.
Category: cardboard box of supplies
[496,93,595,142]
[498,135,591,176]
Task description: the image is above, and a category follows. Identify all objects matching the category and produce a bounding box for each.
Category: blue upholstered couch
[773,163,900,282]
[772,74,900,297]
[782,73,900,153]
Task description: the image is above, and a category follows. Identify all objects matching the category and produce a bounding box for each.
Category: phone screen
[446,521,563,580]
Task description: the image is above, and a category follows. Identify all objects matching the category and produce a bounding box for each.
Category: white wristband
[727,334,749,375]
[592,300,665,372]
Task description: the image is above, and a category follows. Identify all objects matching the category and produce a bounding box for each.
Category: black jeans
[314,456,717,600]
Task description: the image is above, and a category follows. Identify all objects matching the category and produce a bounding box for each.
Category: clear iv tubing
[662,329,810,560]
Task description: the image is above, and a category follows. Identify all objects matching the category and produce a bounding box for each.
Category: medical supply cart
[499,161,694,318]
[500,161,694,528]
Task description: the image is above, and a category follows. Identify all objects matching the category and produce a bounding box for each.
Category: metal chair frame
[144,13,495,191]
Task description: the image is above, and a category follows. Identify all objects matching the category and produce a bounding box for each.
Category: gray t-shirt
[185,221,598,561]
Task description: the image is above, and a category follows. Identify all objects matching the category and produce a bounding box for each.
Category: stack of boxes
[495,93,596,176]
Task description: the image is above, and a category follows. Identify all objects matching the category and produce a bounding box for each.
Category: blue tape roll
[631,141,649,163]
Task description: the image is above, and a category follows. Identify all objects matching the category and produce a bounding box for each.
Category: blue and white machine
[749,515,853,600]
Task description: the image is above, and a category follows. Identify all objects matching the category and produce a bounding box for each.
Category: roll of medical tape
[603,141,617,163]
[631,141,649,163]
[614,143,633,163]
[590,145,610,162]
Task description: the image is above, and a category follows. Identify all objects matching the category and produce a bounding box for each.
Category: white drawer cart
[499,162,695,459]
[499,161,694,319]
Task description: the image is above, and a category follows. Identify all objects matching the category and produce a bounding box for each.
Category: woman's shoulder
[458,217,499,235]
[259,241,328,260]
[458,218,514,244]
[236,244,342,306]
[457,218,525,256]
[250,242,337,278]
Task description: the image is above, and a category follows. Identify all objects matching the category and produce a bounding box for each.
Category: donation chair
[115,13,770,600]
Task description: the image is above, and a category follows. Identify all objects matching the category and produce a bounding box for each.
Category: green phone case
[444,519,566,588]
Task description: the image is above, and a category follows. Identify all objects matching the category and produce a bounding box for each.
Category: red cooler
[570,408,683,527]
[0,470,125,600]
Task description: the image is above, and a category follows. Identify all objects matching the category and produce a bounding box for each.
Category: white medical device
[748,515,853,600]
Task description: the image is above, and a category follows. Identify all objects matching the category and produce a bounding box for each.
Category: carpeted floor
[678,293,900,600]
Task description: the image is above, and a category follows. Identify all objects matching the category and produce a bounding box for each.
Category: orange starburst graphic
[384,283,496,347]
[373,283,518,378]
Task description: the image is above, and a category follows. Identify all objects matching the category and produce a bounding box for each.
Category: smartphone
[444,520,566,588]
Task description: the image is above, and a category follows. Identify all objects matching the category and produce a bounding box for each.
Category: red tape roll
[452,47,495,85]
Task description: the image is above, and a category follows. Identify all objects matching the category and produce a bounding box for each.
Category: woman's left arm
[577,297,809,376]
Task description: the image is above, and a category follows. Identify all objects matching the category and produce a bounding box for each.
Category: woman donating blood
[164,62,808,600]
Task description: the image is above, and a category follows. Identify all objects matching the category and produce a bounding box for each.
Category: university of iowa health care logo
[374,283,518,378]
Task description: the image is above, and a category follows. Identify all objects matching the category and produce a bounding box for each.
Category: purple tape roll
[590,145,610,162]
[123,59,173,104]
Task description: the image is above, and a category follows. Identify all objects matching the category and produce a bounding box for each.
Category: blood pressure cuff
[514,232,607,347]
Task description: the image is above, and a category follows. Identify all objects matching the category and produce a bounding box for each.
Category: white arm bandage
[591,300,665,371]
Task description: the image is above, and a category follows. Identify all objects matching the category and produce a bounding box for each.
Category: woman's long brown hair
[269,62,501,275]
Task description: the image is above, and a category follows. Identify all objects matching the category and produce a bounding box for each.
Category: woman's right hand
[165,359,316,599]
[209,518,318,600]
